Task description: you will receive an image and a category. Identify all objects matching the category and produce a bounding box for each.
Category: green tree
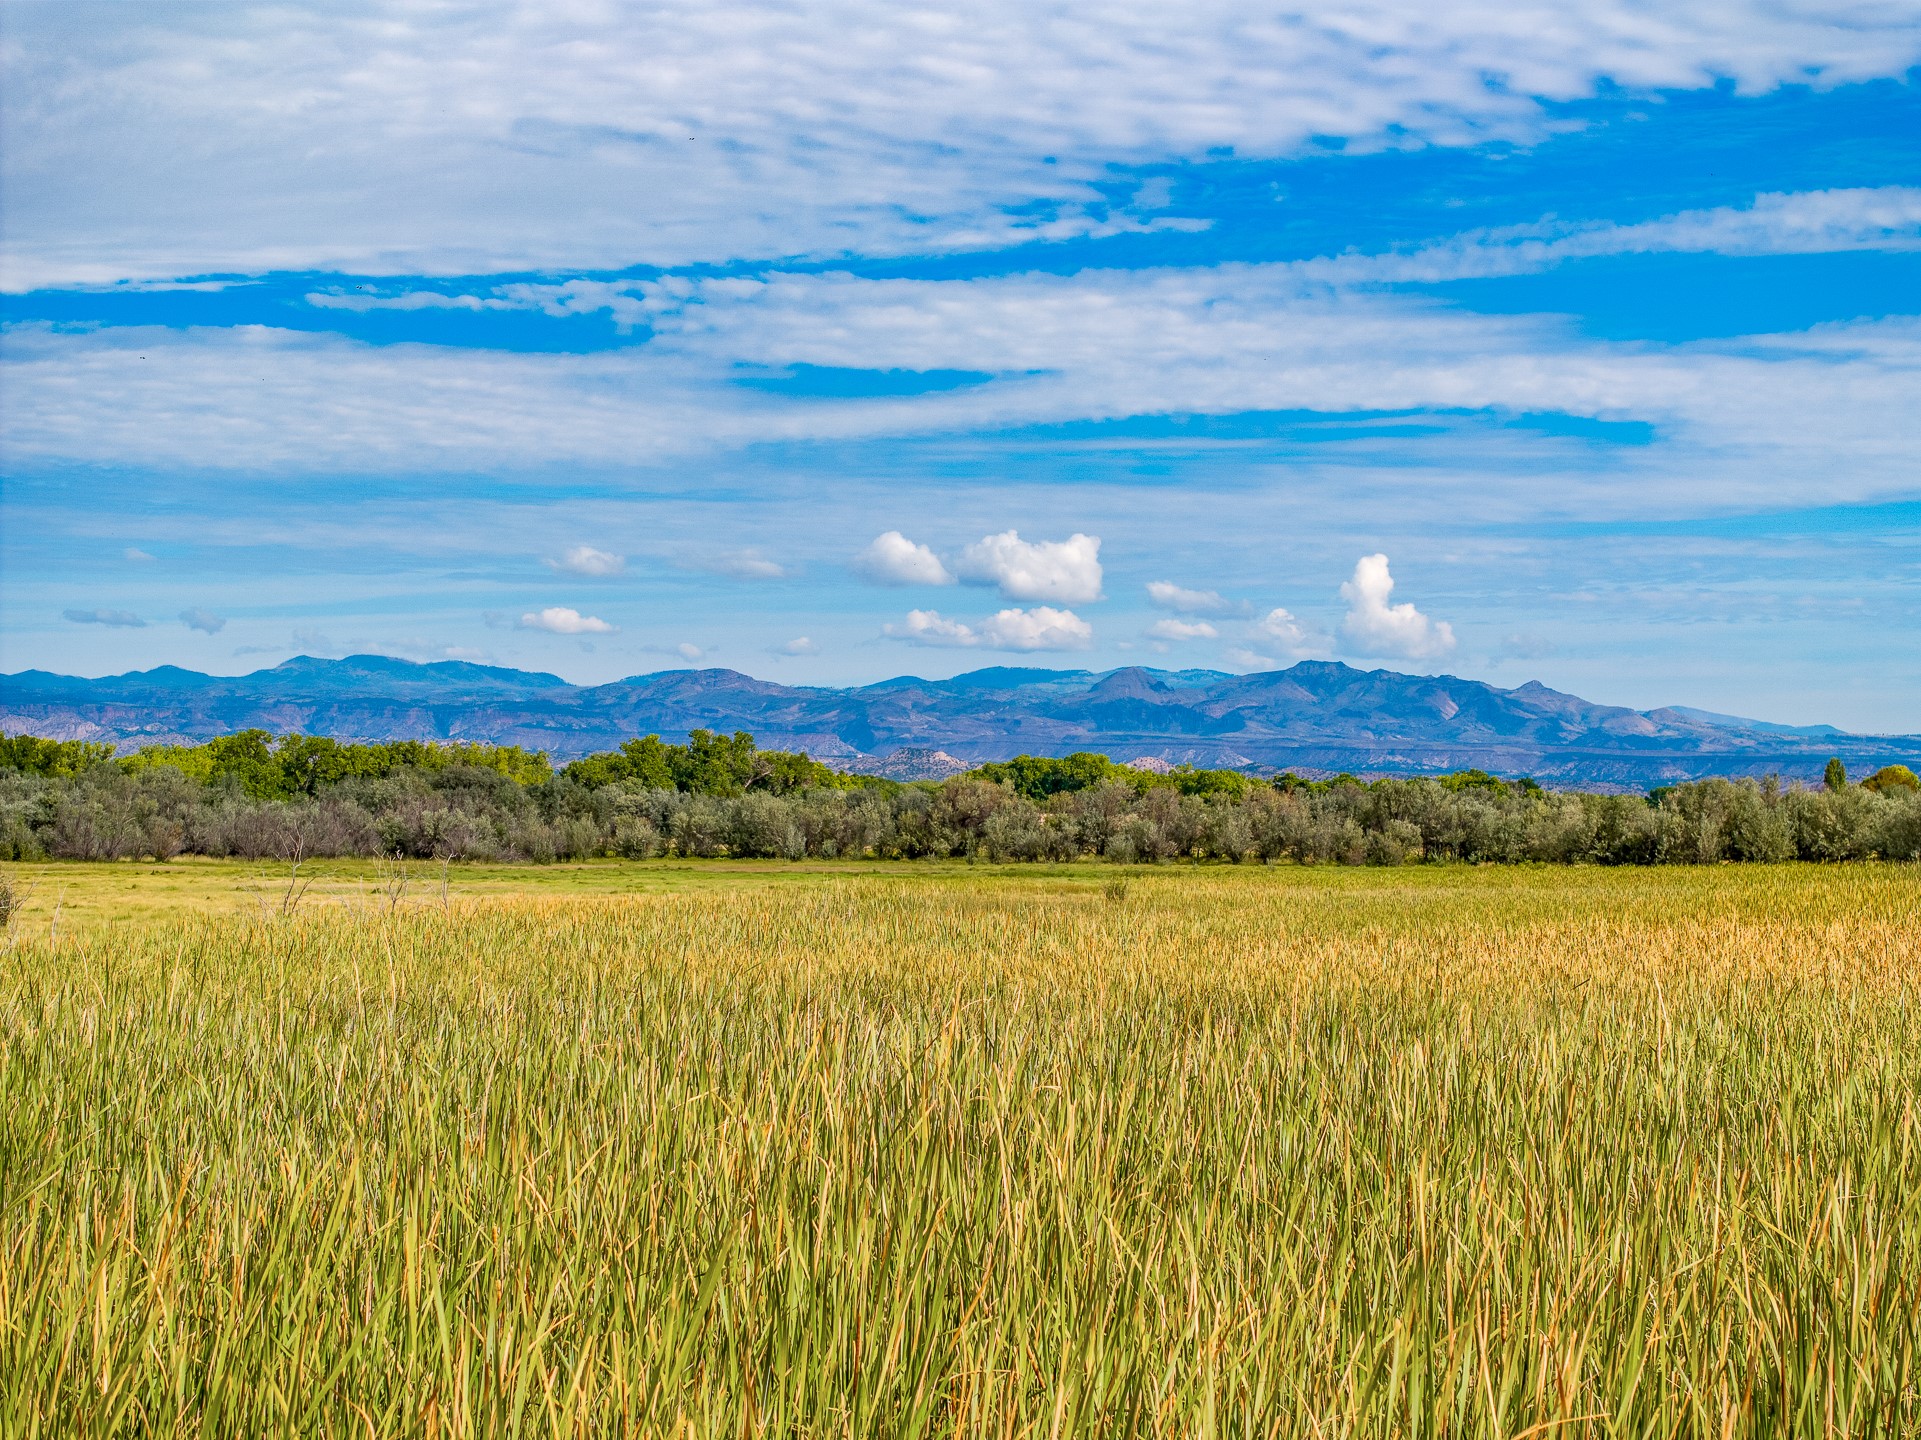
[1824,757,1848,792]
[204,731,289,799]
[973,753,1123,800]
[1166,764,1250,799]
[0,734,116,777]
[1862,764,1920,794]
[562,731,847,796]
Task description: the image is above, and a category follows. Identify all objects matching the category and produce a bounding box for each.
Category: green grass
[2,865,1918,1434]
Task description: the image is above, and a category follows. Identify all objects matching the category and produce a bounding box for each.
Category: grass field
[2,860,1918,1435]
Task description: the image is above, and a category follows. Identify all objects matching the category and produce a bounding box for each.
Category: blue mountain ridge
[3,654,1915,789]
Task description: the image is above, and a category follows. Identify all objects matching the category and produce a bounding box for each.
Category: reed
[1,866,1917,1435]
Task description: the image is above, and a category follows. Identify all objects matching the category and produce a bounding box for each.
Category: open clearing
[2,862,1918,1434]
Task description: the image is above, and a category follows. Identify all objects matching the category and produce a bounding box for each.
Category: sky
[3,1,1921,732]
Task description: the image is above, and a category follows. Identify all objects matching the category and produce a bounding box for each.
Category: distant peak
[1087,666,1172,699]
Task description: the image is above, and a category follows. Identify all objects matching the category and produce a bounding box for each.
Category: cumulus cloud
[706,549,790,580]
[956,531,1103,604]
[180,607,226,634]
[777,636,820,656]
[1252,607,1325,658]
[63,607,144,627]
[1338,554,1455,660]
[1144,617,1217,641]
[884,610,977,647]
[676,642,705,661]
[8,2,1919,287]
[547,544,625,577]
[519,606,615,635]
[1223,607,1328,668]
[884,606,1093,651]
[1146,580,1230,614]
[856,531,955,586]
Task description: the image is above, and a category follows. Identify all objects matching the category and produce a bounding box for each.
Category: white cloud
[856,531,955,586]
[1224,608,1328,667]
[14,274,1921,521]
[1146,580,1230,614]
[8,3,1920,288]
[778,636,819,656]
[1223,647,1277,671]
[305,290,515,313]
[548,544,626,577]
[1144,617,1217,641]
[956,531,1103,603]
[1315,187,1921,286]
[707,549,789,580]
[1338,554,1455,660]
[63,607,144,627]
[884,605,1092,651]
[885,610,978,647]
[974,606,1095,651]
[495,280,659,331]
[519,606,615,635]
[675,642,705,661]
[122,547,155,562]
[1252,607,1326,658]
[180,607,226,634]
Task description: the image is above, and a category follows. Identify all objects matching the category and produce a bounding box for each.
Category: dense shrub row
[2,728,1919,864]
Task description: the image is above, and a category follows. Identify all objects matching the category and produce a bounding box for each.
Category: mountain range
[4,654,1914,790]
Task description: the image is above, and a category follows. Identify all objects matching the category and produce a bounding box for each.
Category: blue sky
[3,3,1920,731]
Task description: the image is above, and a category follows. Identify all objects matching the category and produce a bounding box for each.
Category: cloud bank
[10,1,1920,287]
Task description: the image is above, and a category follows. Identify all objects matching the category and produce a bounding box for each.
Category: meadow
[1,859,1917,1435]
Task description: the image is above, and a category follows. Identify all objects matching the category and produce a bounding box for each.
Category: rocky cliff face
[5,654,1914,788]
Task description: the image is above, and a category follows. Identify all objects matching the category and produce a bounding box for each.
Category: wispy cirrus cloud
[63,607,145,627]
[8,2,1920,288]
[13,285,1921,521]
[1308,187,1921,286]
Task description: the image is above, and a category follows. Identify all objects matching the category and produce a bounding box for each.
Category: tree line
[1,729,1917,866]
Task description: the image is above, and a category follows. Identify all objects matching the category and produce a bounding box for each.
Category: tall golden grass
[1,867,1917,1435]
